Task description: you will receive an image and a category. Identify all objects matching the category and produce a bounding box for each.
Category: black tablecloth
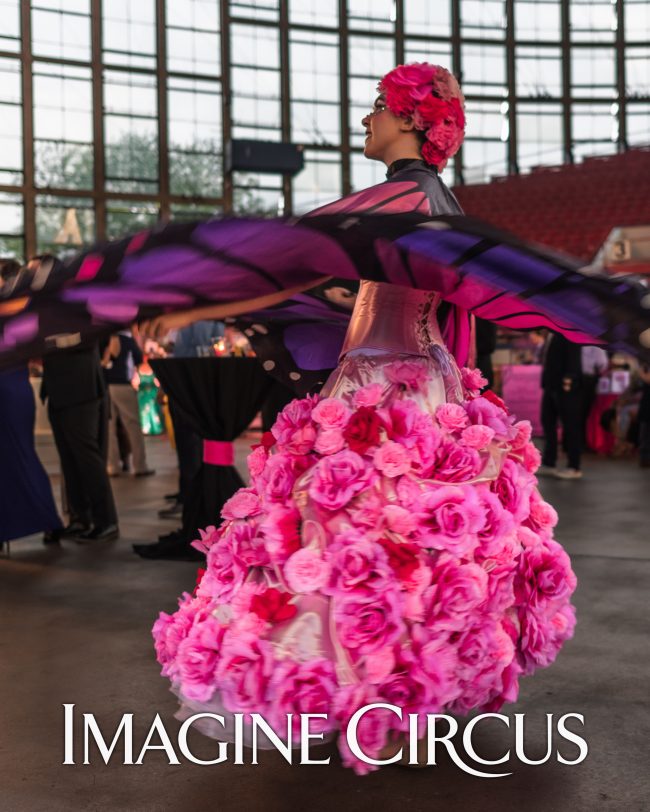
[150,357,273,548]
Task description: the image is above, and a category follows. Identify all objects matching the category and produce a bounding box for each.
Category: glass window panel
[625,0,650,44]
[0,0,20,52]
[103,0,156,70]
[461,44,506,95]
[350,152,386,191]
[348,36,395,148]
[33,63,93,189]
[290,30,340,145]
[106,200,160,238]
[626,47,650,99]
[514,0,561,42]
[232,172,283,215]
[170,202,221,221]
[230,0,279,22]
[0,58,22,186]
[404,0,451,37]
[231,23,279,69]
[462,140,508,183]
[463,99,508,182]
[293,150,341,213]
[0,191,24,259]
[35,195,94,256]
[570,0,616,44]
[289,0,338,28]
[627,103,650,147]
[515,46,562,98]
[461,0,506,40]
[104,70,159,193]
[168,76,222,197]
[404,40,452,67]
[231,25,281,139]
[572,103,618,161]
[517,102,563,171]
[347,0,395,33]
[166,0,220,77]
[571,47,616,99]
[31,1,91,62]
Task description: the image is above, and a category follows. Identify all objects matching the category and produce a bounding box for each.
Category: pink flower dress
[153,278,577,774]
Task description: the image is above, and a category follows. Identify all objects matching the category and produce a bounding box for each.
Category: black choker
[386,158,430,178]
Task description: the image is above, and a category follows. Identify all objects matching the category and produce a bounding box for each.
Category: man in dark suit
[41,342,119,541]
[540,332,584,480]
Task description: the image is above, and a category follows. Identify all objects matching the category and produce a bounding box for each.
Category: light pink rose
[518,603,576,674]
[435,403,470,434]
[515,536,577,613]
[267,658,338,737]
[353,383,384,408]
[334,686,394,775]
[247,445,268,479]
[414,485,484,557]
[373,441,412,477]
[491,458,535,522]
[221,488,262,520]
[522,442,542,473]
[465,396,516,440]
[312,397,351,430]
[271,395,318,454]
[383,504,418,536]
[423,554,488,631]
[385,359,429,391]
[525,490,559,534]
[200,537,247,601]
[326,534,392,595]
[309,450,373,511]
[334,589,405,654]
[511,420,533,450]
[461,424,495,450]
[474,484,516,558]
[348,488,384,529]
[395,475,422,509]
[191,524,220,554]
[314,428,346,455]
[176,616,225,702]
[364,646,396,684]
[461,366,488,395]
[216,631,275,713]
[152,593,214,679]
[284,548,331,593]
[432,440,483,483]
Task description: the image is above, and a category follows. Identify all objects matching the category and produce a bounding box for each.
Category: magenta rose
[518,603,576,674]
[480,534,519,614]
[414,485,484,557]
[152,593,214,679]
[191,524,220,554]
[259,504,301,563]
[377,650,436,727]
[435,403,470,434]
[312,397,351,430]
[460,366,488,396]
[423,554,488,631]
[326,533,392,595]
[271,395,318,454]
[465,396,516,440]
[314,428,346,456]
[221,488,262,520]
[474,484,516,558]
[411,626,461,709]
[515,536,577,613]
[432,440,482,483]
[216,631,276,713]
[334,589,405,654]
[267,658,338,737]
[511,420,533,450]
[373,440,412,478]
[200,535,247,601]
[461,424,495,450]
[309,449,373,510]
[262,453,309,503]
[247,445,268,480]
[525,490,559,534]
[284,548,330,593]
[491,458,535,522]
[522,442,542,473]
[176,615,225,703]
[453,619,516,712]
[230,519,270,568]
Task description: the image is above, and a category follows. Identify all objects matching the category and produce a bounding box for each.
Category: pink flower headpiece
[377,63,466,170]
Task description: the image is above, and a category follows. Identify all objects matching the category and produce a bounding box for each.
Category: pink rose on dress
[348,488,384,529]
[491,458,534,522]
[262,453,308,503]
[334,685,394,775]
[383,504,418,536]
[525,490,559,534]
[402,563,433,621]
[388,400,439,448]
[511,420,533,450]
[312,397,351,430]
[230,519,270,568]
[475,484,516,558]
[395,474,422,509]
[314,428,346,456]
[461,366,488,395]
[461,424,495,450]
[176,615,225,703]
[518,603,576,673]
[377,650,436,728]
[385,359,429,391]
[435,403,470,434]
[217,631,275,713]
[334,589,405,654]
[327,533,392,595]
[271,396,318,454]
[453,619,516,712]
[412,627,461,709]
[191,524,220,554]
[267,658,338,737]
[364,646,396,684]
[432,440,483,483]
[309,450,372,510]
[522,441,542,473]
[200,537,247,601]
[373,441,412,477]
[152,593,214,679]
[259,504,301,563]
[414,485,484,557]
[423,554,488,631]
[515,536,577,613]
[247,445,268,479]
[284,548,331,594]
[353,383,384,408]
[221,489,262,520]
[465,396,516,440]
[479,533,519,614]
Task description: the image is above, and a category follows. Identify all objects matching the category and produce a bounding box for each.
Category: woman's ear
[398,115,417,132]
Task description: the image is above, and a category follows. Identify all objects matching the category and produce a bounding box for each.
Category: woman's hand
[139,311,196,341]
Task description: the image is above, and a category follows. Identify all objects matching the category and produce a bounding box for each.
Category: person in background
[638,364,650,468]
[581,344,609,449]
[475,317,497,390]
[103,330,155,477]
[540,332,584,479]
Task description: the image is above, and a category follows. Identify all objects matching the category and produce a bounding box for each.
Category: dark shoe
[74,524,120,543]
[164,491,180,502]
[133,537,202,561]
[158,502,183,519]
[135,469,156,477]
[60,521,91,538]
[43,529,62,545]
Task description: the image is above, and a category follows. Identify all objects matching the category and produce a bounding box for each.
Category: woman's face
[361,95,415,163]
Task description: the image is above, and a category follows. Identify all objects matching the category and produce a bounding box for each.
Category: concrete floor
[1,434,649,812]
